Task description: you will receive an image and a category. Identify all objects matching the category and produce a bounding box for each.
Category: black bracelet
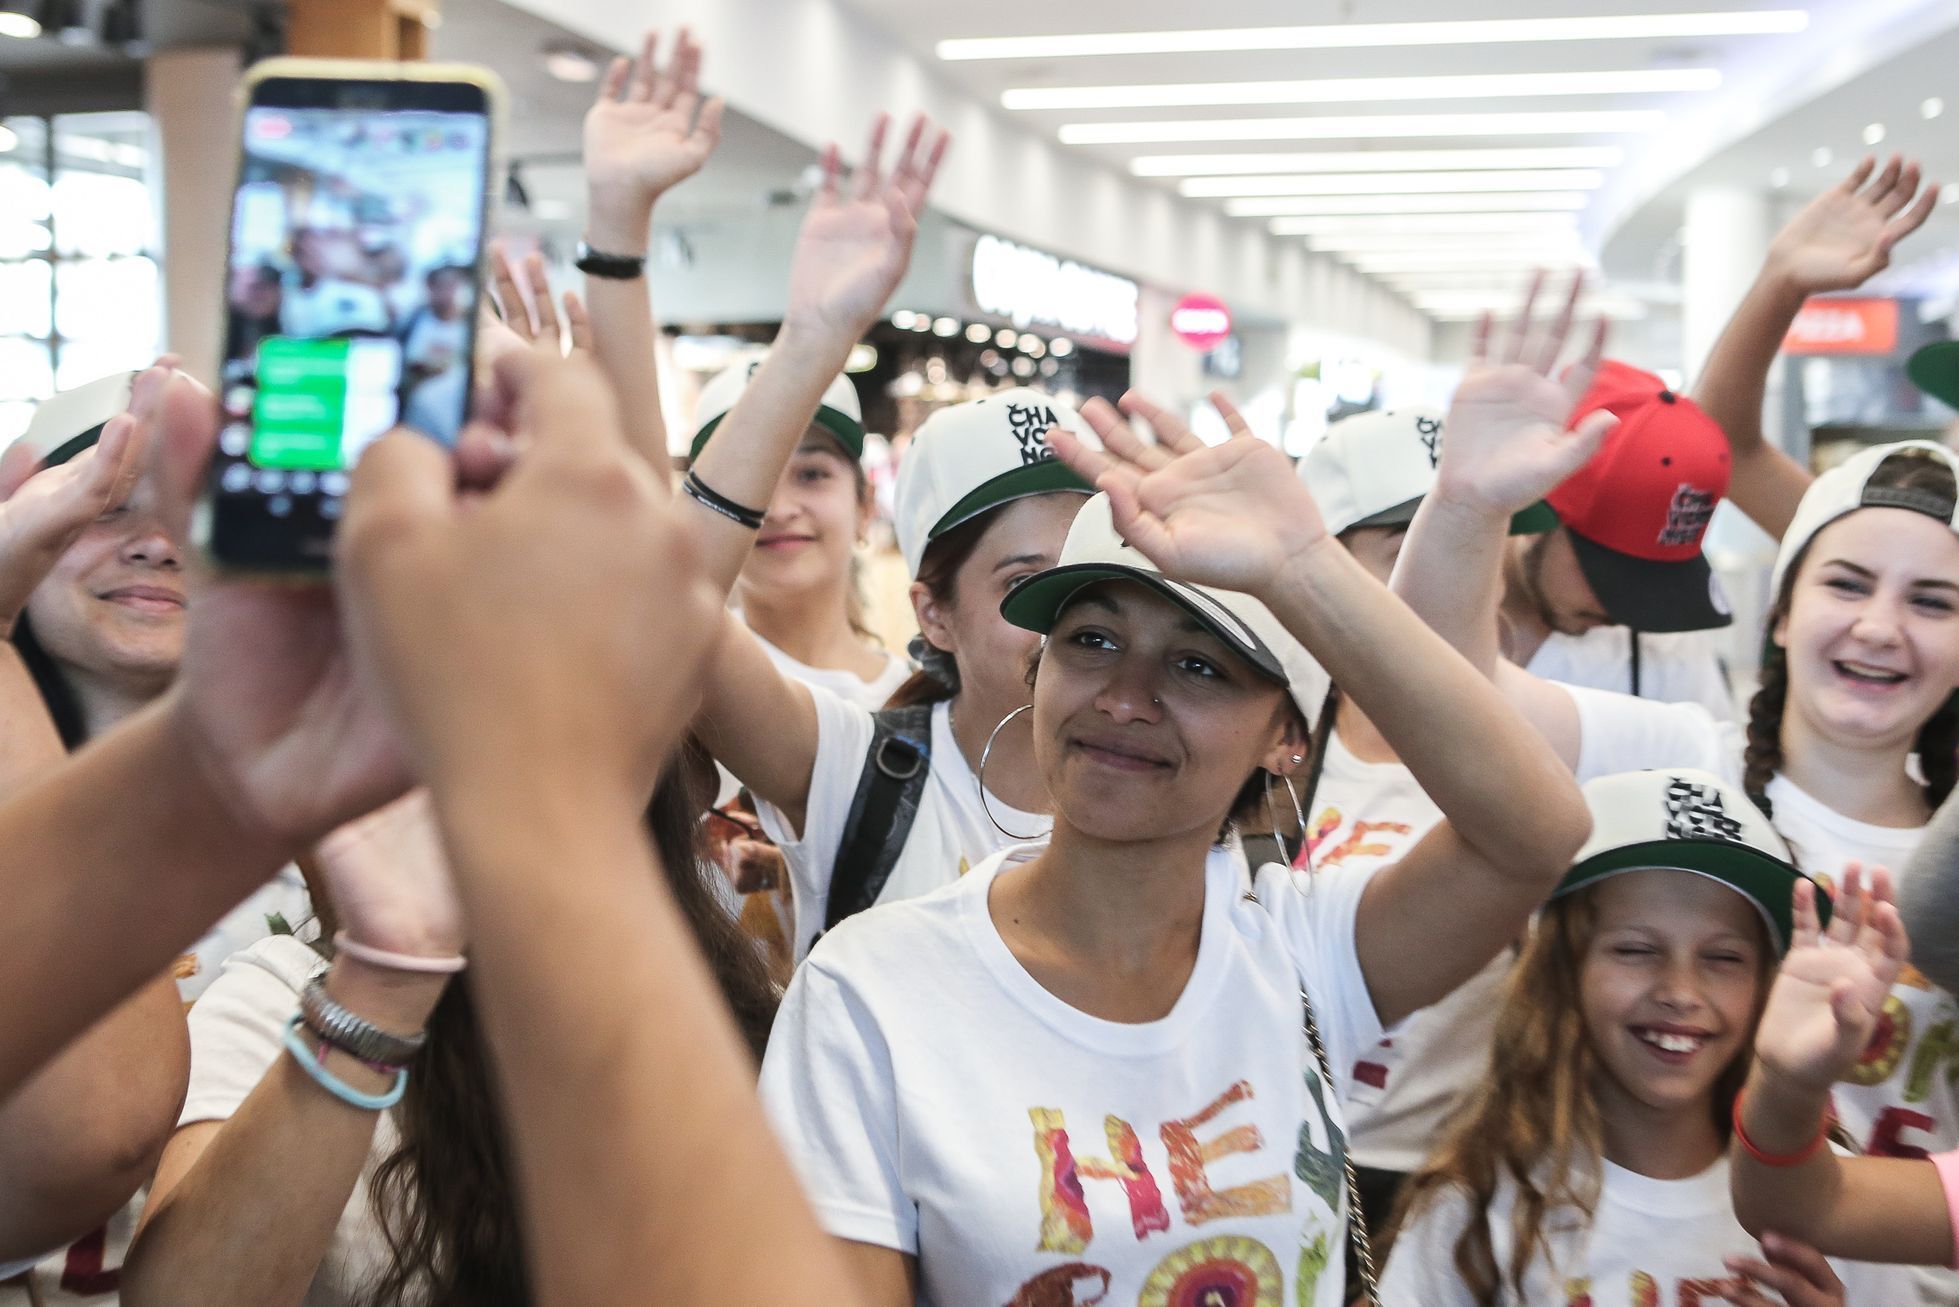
[682,470,766,530]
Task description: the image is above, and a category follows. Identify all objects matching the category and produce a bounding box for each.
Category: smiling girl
[1383,772,1912,1306]
[759,391,1593,1306]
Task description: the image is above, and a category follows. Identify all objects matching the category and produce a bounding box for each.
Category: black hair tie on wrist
[682,470,767,531]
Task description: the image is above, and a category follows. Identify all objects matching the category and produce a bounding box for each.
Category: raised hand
[1437,272,1618,518]
[489,244,592,356]
[0,362,159,632]
[1754,864,1909,1093]
[316,791,464,963]
[1050,390,1329,598]
[782,112,949,341]
[583,28,725,217]
[1766,156,1939,295]
[336,349,720,805]
[1720,1233,1846,1307]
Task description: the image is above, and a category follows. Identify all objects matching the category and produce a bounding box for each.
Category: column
[288,0,440,60]
[145,47,242,384]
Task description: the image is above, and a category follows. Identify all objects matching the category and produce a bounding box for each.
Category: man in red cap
[1497,359,1738,717]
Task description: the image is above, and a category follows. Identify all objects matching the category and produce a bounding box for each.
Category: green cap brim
[1000,562,1288,685]
[930,458,1093,546]
[1549,839,1827,954]
[1909,341,1959,411]
[1510,500,1559,535]
[689,403,866,462]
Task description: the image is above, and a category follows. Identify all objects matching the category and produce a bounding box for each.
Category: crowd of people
[7,24,1959,1307]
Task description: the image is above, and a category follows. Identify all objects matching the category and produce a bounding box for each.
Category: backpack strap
[822,702,935,934]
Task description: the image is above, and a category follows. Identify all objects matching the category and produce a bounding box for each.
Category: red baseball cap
[1540,360,1734,633]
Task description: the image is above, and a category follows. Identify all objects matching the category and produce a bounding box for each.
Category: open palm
[1439,272,1616,516]
[1768,156,1938,294]
[1755,865,1908,1092]
[785,114,948,339]
[1052,391,1327,596]
[0,368,152,629]
[583,29,724,204]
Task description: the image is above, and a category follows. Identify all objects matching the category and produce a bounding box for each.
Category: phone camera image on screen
[205,75,491,572]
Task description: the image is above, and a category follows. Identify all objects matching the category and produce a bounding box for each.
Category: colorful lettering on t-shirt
[1005,1263,1112,1306]
[1030,1108,1171,1253]
[1299,808,1413,871]
[1678,1278,1748,1307]
[1867,1104,1938,1159]
[1563,1278,1592,1307]
[1906,1016,1959,1104]
[1294,1225,1331,1303]
[1293,1062,1348,1212]
[1849,994,1912,1086]
[1160,1081,1290,1225]
[1629,1269,1658,1307]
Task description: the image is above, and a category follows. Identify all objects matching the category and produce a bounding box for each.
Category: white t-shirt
[1527,626,1738,722]
[755,631,912,714]
[1564,683,1740,785]
[1298,703,1720,1174]
[759,845,1382,1307]
[177,934,396,1307]
[0,872,313,1306]
[280,277,391,338]
[1380,1156,1911,1305]
[755,687,1048,962]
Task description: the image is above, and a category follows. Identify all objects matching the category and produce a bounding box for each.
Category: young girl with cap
[1383,771,1911,1306]
[1396,280,1959,1303]
[1729,862,1959,1276]
[689,358,909,712]
[758,389,1593,1306]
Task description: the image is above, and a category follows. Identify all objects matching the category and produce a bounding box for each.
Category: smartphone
[199,59,502,574]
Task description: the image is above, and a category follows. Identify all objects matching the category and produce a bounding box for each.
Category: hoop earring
[1259,773,1309,870]
[978,704,1046,841]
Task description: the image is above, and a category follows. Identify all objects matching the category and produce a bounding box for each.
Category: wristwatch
[301,975,427,1068]
[574,240,647,280]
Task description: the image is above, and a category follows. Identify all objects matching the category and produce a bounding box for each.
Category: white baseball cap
[1300,407,1445,537]
[999,492,1332,727]
[1770,440,1959,601]
[1552,768,1818,954]
[15,372,134,467]
[690,355,865,461]
[893,387,1095,578]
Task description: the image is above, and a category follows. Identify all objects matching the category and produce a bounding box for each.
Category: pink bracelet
[334,931,467,975]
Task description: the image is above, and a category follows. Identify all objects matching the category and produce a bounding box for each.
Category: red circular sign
[1170,293,1232,352]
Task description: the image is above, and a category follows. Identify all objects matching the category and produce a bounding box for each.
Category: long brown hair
[1743,449,1959,820]
[359,740,778,1307]
[1394,883,1772,1306]
[885,510,998,709]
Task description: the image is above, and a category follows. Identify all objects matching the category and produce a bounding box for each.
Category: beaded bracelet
[1731,1087,1829,1167]
[283,1016,408,1112]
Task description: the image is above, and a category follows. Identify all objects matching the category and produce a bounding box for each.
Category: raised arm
[683,110,945,593]
[337,348,862,1307]
[0,362,410,1103]
[0,398,192,1261]
[1691,156,1936,539]
[1389,275,1617,768]
[579,28,723,475]
[1731,866,1955,1266]
[126,796,461,1307]
[1054,395,1593,1029]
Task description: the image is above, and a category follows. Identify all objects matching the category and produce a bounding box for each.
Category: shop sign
[1784,298,1899,355]
[1171,293,1232,351]
[971,234,1139,347]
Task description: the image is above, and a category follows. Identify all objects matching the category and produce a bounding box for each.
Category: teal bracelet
[282,1016,408,1111]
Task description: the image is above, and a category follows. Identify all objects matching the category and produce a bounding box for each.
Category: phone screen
[204,74,491,571]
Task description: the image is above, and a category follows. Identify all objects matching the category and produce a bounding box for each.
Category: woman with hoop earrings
[757,387,1593,1307]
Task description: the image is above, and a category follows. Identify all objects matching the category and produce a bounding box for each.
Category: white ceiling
[828,0,1956,319]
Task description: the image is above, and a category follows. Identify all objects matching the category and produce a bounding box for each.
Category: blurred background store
[1,0,1955,654]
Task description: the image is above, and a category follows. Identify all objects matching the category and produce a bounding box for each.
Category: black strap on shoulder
[1629,630,1643,699]
[823,702,935,933]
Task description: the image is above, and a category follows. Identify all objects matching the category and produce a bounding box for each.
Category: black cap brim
[1567,529,1732,633]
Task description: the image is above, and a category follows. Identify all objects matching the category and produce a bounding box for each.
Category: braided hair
[1748,448,1959,821]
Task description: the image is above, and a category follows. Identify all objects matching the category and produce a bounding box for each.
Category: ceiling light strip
[1181,169,1605,197]
[1132,147,1627,176]
[938,11,1807,61]
[1228,192,1592,216]
[1061,111,1665,145]
[1271,213,1583,235]
[1005,68,1718,111]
